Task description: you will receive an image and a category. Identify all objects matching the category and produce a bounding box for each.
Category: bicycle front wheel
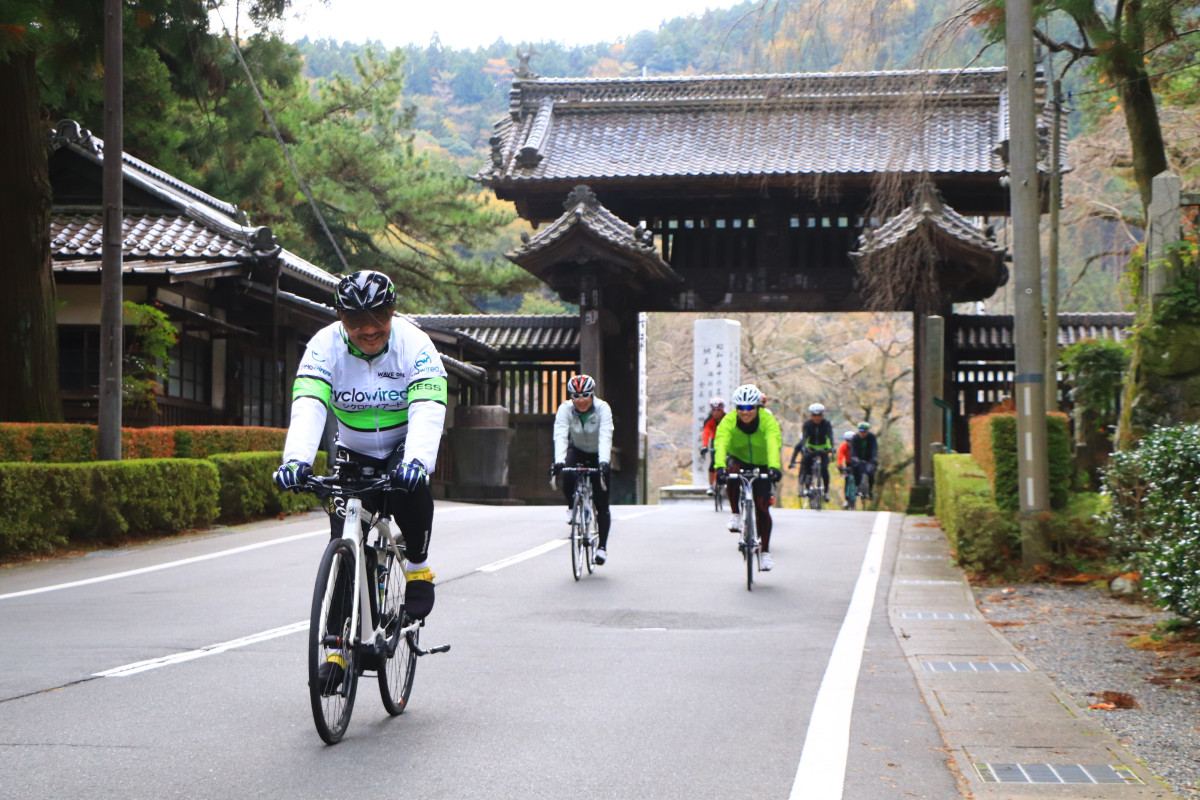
[378,548,417,716]
[743,500,756,591]
[309,538,359,744]
[811,486,823,511]
[570,502,585,581]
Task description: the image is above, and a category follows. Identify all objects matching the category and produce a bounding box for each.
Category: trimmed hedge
[969,412,1071,511]
[933,453,1018,572]
[0,423,286,462]
[173,427,287,459]
[0,459,220,556]
[212,451,327,522]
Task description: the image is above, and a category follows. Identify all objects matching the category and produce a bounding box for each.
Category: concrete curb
[887,515,1182,799]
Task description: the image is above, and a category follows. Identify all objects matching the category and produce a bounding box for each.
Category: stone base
[658,484,711,502]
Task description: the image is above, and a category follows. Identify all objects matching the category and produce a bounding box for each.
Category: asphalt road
[0,501,959,800]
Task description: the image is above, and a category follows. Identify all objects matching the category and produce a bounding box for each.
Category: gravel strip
[974,583,1200,799]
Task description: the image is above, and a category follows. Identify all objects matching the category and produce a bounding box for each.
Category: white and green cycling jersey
[282,317,448,467]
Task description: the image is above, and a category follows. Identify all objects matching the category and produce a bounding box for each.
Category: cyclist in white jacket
[274,270,446,635]
[552,374,614,564]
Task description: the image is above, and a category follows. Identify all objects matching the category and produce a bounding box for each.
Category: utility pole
[1007,0,1050,566]
[1045,78,1063,412]
[98,0,123,460]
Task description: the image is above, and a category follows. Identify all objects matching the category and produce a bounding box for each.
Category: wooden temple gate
[478,66,1059,500]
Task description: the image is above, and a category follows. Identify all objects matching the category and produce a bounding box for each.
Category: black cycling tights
[561,447,611,549]
[326,446,434,565]
[724,461,775,553]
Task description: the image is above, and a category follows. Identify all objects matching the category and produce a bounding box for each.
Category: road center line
[476,539,568,572]
[789,511,891,800]
[0,530,327,601]
[95,621,309,677]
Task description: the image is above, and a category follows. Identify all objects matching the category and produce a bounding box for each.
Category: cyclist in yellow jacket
[713,384,783,570]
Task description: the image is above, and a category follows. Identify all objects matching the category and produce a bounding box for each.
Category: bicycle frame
[327,496,419,668]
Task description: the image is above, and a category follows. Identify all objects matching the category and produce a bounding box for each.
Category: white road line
[95,621,308,677]
[612,507,667,520]
[476,539,567,572]
[0,530,327,601]
[789,511,891,800]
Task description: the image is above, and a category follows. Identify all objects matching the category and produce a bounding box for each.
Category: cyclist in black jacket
[789,403,835,501]
[849,421,879,500]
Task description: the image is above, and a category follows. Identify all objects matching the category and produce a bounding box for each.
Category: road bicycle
[725,466,771,591]
[841,466,859,510]
[798,450,828,511]
[551,466,605,580]
[701,447,723,511]
[298,463,449,744]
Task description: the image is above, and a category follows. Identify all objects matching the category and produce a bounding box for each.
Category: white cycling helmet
[731,384,764,408]
[808,403,825,415]
[709,396,725,409]
[843,430,856,441]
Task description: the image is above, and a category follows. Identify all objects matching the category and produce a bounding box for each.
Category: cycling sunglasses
[736,404,757,411]
[340,309,392,332]
[569,391,594,399]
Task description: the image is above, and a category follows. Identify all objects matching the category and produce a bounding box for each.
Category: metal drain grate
[975,763,1144,785]
[904,534,942,540]
[923,660,1028,672]
[898,611,975,620]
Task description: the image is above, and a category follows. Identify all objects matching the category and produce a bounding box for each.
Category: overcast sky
[269,0,739,50]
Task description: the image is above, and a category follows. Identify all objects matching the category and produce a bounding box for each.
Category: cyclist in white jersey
[274,271,447,631]
[551,374,614,564]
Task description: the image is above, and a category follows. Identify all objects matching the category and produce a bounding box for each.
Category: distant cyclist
[552,374,614,565]
[837,430,855,507]
[713,384,783,570]
[849,421,879,501]
[700,397,726,495]
[789,403,834,502]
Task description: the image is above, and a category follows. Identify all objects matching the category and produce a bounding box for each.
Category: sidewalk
[888,515,1182,799]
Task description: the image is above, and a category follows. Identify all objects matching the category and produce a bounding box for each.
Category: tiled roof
[953,313,1134,356]
[414,314,580,356]
[52,214,251,260]
[479,68,1014,185]
[510,185,661,260]
[852,185,1003,257]
[49,120,337,291]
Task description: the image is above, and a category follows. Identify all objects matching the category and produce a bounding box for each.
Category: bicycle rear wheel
[378,548,417,716]
[570,500,585,581]
[309,538,359,744]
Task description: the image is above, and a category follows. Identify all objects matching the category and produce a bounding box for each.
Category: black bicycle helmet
[334,270,395,312]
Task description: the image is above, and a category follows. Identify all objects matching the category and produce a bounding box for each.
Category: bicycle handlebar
[299,473,393,499]
[548,466,607,492]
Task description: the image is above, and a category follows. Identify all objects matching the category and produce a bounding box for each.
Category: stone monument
[692,319,741,485]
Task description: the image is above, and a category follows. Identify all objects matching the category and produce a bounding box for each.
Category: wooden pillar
[921,315,945,479]
[913,311,926,484]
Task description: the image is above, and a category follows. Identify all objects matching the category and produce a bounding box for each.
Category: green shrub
[0,460,220,556]
[934,453,1019,573]
[1104,423,1200,621]
[0,424,287,463]
[210,451,326,523]
[974,413,1072,511]
[175,427,287,458]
